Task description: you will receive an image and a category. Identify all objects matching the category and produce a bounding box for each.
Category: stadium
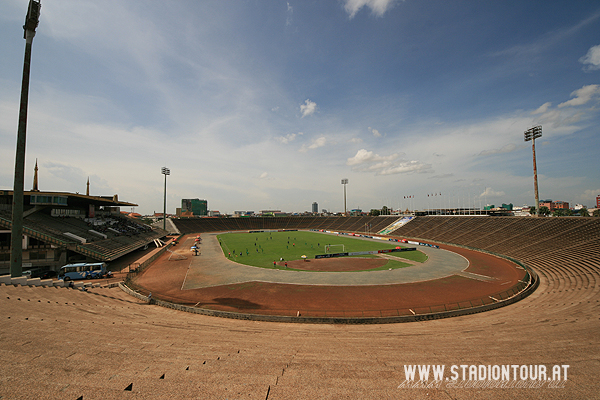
[2,205,599,398]
[127,218,534,322]
[2,1,600,399]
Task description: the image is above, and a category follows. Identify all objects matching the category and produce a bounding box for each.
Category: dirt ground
[133,235,527,317]
[283,257,388,271]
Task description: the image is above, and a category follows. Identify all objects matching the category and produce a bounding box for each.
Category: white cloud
[276,133,298,144]
[376,160,433,175]
[534,108,580,129]
[581,188,600,197]
[479,187,505,198]
[532,102,552,115]
[346,149,399,166]
[343,0,398,19]
[300,99,317,117]
[299,136,327,152]
[346,149,430,175]
[430,173,454,179]
[579,189,600,207]
[368,127,382,137]
[478,143,518,156]
[558,84,600,108]
[45,162,87,187]
[2,2,598,215]
[258,172,275,181]
[579,44,600,71]
[531,84,600,128]
[561,112,585,125]
[44,161,111,194]
[308,136,327,149]
[286,2,293,26]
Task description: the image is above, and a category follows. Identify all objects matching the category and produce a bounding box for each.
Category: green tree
[538,206,550,216]
[593,209,600,217]
[369,209,380,216]
[578,207,589,217]
[381,205,390,215]
[552,209,573,217]
[528,206,536,216]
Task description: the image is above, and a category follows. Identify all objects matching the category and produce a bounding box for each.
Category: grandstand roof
[0,189,137,208]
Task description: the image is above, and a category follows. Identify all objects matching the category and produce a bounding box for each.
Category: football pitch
[217,230,427,271]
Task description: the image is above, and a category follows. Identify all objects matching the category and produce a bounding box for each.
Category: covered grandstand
[0,189,168,275]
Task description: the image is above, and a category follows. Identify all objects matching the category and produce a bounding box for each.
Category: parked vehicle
[58,263,107,281]
[40,270,58,279]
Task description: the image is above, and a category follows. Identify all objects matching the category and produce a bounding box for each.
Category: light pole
[10,0,41,278]
[524,125,542,217]
[161,167,170,231]
[341,179,348,216]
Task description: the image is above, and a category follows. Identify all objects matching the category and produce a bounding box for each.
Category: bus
[58,262,107,281]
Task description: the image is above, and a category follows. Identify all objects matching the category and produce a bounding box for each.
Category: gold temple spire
[32,158,39,191]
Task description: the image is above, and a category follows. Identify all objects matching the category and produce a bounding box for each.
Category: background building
[181,199,208,217]
[552,201,569,210]
[539,200,570,211]
[539,200,553,210]
[312,202,318,214]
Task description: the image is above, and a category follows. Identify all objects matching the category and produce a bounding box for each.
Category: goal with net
[325,244,345,253]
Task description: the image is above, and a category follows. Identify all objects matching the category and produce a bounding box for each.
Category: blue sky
[1,0,599,215]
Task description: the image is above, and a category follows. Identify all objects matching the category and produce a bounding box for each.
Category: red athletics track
[132,234,527,317]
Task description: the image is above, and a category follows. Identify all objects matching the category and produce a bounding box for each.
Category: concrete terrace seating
[11,212,81,244]
[81,228,168,261]
[2,278,599,398]
[392,216,600,261]
[3,210,169,262]
[2,215,599,398]
[173,216,400,236]
[392,215,600,296]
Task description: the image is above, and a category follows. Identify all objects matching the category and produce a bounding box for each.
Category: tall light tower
[161,167,170,231]
[10,0,41,278]
[341,179,348,216]
[524,125,542,216]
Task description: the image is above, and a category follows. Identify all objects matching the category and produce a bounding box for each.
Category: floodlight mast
[161,167,170,231]
[10,0,41,278]
[341,179,348,216]
[524,125,542,217]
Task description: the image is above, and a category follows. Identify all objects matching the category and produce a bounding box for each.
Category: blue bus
[58,262,107,281]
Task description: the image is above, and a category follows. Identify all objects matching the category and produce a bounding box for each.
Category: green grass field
[217,230,427,270]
